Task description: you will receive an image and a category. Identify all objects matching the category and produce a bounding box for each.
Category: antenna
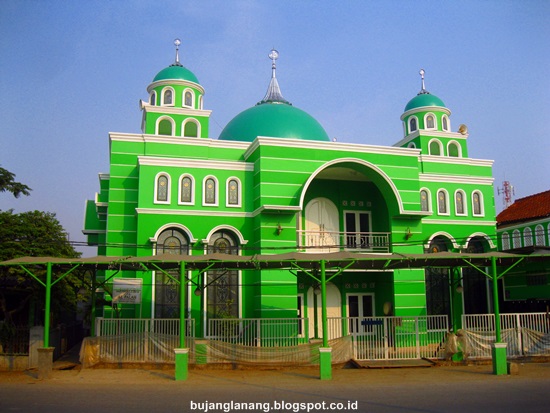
[497,180,515,209]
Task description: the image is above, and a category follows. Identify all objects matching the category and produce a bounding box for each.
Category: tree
[0,166,31,198]
[0,210,83,330]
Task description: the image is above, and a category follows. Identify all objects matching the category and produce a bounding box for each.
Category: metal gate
[338,315,448,360]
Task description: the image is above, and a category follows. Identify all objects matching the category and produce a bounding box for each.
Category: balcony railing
[297,231,391,253]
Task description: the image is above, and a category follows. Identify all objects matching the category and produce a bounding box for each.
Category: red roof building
[497,190,550,228]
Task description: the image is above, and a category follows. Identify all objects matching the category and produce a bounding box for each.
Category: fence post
[415,317,420,359]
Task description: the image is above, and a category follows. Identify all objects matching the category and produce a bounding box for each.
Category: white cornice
[138,156,254,171]
[400,105,452,120]
[393,130,468,148]
[147,79,205,94]
[420,155,494,167]
[419,174,494,185]
[136,208,253,218]
[423,219,496,226]
[497,217,550,232]
[253,205,302,216]
[109,132,251,150]
[244,137,421,160]
[142,105,212,117]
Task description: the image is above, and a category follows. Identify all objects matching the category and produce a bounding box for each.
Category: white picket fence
[462,313,550,358]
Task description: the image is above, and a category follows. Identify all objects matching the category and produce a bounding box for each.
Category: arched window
[227,178,241,207]
[183,119,199,137]
[150,91,157,106]
[455,190,466,215]
[155,228,189,318]
[408,117,418,133]
[155,173,170,203]
[184,90,194,107]
[448,142,461,157]
[429,139,442,156]
[502,233,510,250]
[162,88,174,105]
[420,189,430,212]
[179,175,194,204]
[535,225,545,246]
[407,142,416,149]
[472,191,484,216]
[157,118,174,136]
[437,190,449,215]
[442,115,449,131]
[425,113,436,130]
[523,227,533,247]
[203,176,218,206]
[207,231,239,319]
[512,229,521,249]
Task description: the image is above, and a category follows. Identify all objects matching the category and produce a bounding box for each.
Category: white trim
[393,130,467,148]
[422,219,496,226]
[419,155,493,167]
[447,140,462,158]
[400,105,452,120]
[428,139,443,156]
[182,118,201,138]
[419,174,494,185]
[182,88,195,108]
[226,176,242,208]
[436,188,450,216]
[202,175,219,206]
[155,116,175,136]
[424,113,437,131]
[161,86,175,106]
[178,174,195,205]
[147,79,205,95]
[497,217,550,231]
[203,225,248,245]
[138,156,254,171]
[143,105,212,117]
[454,189,468,216]
[420,187,432,213]
[425,232,460,250]
[408,116,418,134]
[471,190,485,217]
[154,172,171,204]
[150,223,197,243]
[464,232,496,249]
[136,208,253,218]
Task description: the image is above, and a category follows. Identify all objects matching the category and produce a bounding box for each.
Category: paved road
[1,363,549,412]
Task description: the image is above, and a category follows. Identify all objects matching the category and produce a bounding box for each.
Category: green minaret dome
[219,49,329,143]
[153,65,200,84]
[404,93,446,112]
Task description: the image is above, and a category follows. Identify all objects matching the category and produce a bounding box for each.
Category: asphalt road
[1,363,550,413]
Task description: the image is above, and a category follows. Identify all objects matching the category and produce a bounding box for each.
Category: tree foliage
[0,210,83,327]
[0,166,31,198]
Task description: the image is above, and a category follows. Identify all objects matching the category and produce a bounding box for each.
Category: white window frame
[454,189,467,216]
[437,189,450,216]
[424,113,437,130]
[408,116,418,134]
[182,118,201,138]
[512,229,521,249]
[226,177,242,208]
[154,172,171,204]
[447,140,462,158]
[202,175,219,206]
[150,91,157,106]
[420,188,432,212]
[471,190,485,217]
[502,232,510,250]
[161,87,175,106]
[442,114,450,131]
[178,174,195,205]
[155,116,175,136]
[535,224,545,246]
[183,88,195,108]
[428,139,443,156]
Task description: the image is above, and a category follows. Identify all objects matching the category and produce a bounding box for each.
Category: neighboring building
[497,190,550,311]
[83,42,497,337]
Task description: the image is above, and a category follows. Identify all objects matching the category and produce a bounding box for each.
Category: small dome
[219,102,330,142]
[404,93,446,112]
[153,65,200,84]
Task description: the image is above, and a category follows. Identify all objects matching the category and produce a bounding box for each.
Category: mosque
[83,40,497,339]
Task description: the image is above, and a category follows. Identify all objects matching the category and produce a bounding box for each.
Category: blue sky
[1,0,549,256]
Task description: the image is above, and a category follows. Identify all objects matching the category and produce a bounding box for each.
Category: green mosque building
[83,41,497,342]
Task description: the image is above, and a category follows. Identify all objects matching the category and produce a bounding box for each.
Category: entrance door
[307,283,341,339]
[305,198,339,251]
[347,294,374,334]
[344,212,371,249]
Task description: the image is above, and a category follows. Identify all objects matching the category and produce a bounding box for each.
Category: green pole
[179,260,186,348]
[320,260,328,348]
[44,262,52,347]
[491,256,501,343]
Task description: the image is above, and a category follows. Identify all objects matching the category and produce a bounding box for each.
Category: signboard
[112,278,142,304]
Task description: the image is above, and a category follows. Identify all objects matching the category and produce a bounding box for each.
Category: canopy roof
[1,251,547,273]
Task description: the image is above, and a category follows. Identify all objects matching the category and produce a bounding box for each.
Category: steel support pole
[44,262,52,348]
[319,260,332,380]
[179,260,186,349]
[491,256,507,375]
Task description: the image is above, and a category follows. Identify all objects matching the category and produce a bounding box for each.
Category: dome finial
[259,48,290,105]
[173,38,183,67]
[418,68,429,95]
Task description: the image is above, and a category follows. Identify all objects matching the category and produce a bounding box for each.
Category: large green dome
[219,102,330,142]
[404,93,446,112]
[153,65,200,84]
